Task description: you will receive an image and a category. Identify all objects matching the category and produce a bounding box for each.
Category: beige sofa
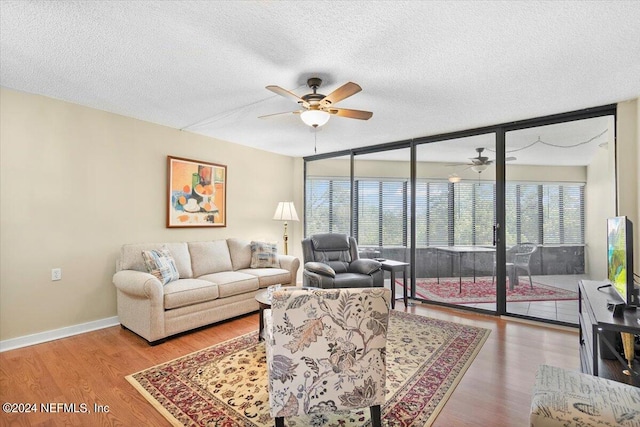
[112,238,300,344]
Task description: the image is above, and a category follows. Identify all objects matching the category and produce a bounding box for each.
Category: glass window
[306,178,584,246]
[305,178,350,235]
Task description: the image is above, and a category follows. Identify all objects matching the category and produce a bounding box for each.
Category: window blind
[305,178,350,236]
[355,180,408,247]
[306,177,584,246]
[415,181,449,246]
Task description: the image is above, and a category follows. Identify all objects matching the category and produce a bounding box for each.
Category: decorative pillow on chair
[250,241,279,268]
[141,246,179,285]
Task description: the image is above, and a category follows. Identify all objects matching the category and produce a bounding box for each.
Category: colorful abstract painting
[167,156,226,227]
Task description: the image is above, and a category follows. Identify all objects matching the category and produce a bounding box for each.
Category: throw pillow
[142,246,180,285]
[250,241,279,268]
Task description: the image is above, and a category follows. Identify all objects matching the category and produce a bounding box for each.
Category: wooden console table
[578,280,639,385]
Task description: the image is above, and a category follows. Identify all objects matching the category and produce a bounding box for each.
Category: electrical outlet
[51,268,62,281]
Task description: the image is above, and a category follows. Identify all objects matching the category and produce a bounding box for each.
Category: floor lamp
[273,202,299,255]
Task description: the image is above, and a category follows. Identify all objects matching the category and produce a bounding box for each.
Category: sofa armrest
[304,262,336,278]
[277,254,300,285]
[349,259,381,275]
[277,254,299,273]
[112,270,163,299]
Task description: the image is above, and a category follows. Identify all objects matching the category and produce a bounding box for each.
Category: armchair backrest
[266,287,390,418]
[302,233,360,274]
[511,242,537,267]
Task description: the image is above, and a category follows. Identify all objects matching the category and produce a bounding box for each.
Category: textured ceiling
[1,1,639,163]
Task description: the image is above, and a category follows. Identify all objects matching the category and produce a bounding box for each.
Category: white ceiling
[1,1,639,163]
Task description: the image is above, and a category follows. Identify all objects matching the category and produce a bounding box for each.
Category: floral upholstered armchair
[264,287,391,427]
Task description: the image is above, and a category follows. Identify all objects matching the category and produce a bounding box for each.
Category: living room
[2,2,640,426]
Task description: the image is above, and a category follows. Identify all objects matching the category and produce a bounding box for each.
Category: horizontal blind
[381,181,407,247]
[505,183,540,245]
[453,182,474,245]
[356,179,409,247]
[415,180,449,246]
[543,185,561,244]
[561,184,585,244]
[356,180,381,246]
[307,177,584,247]
[305,178,350,236]
[452,181,494,246]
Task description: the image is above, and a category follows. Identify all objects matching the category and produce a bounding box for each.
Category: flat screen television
[606,216,637,307]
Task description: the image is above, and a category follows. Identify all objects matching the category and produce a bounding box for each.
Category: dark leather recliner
[302,233,383,288]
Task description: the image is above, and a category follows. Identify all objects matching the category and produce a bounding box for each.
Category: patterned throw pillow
[142,246,180,285]
[250,241,279,268]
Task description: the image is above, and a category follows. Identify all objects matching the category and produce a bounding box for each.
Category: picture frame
[167,156,227,228]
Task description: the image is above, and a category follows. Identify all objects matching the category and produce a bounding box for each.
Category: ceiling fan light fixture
[300,109,330,128]
[448,174,461,183]
[471,164,488,173]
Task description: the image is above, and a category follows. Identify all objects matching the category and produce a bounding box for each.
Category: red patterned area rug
[126,311,489,427]
[412,276,578,304]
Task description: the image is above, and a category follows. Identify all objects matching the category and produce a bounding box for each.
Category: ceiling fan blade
[258,110,302,119]
[266,85,310,108]
[485,156,517,163]
[327,107,372,120]
[320,82,362,107]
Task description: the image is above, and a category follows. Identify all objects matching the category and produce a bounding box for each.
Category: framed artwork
[167,156,227,227]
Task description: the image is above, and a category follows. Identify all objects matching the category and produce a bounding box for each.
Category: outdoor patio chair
[493,242,538,288]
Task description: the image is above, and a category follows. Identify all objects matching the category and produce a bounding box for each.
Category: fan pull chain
[314,131,317,153]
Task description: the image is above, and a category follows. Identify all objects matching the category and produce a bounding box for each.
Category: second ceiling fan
[260,77,373,128]
[450,147,517,173]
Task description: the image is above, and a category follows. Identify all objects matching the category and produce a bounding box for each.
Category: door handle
[493,223,500,246]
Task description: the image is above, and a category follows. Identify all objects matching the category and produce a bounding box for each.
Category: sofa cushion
[239,268,292,288]
[198,271,259,298]
[189,240,233,277]
[250,241,279,268]
[142,246,180,285]
[227,238,251,270]
[121,242,193,278]
[163,278,220,310]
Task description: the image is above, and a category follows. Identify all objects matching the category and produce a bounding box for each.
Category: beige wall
[0,88,299,341]
[616,99,640,273]
[584,118,616,279]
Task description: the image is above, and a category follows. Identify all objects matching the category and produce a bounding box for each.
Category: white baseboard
[0,316,120,352]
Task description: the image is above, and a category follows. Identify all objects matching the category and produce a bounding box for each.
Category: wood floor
[0,303,580,427]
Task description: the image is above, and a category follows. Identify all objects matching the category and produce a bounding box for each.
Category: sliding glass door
[302,105,617,324]
[415,134,497,311]
[353,148,412,301]
[503,116,615,323]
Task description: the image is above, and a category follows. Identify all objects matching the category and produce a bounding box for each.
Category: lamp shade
[300,110,330,128]
[273,202,299,221]
[471,164,488,173]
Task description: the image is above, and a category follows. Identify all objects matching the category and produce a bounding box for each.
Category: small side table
[255,289,271,341]
[379,259,410,309]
